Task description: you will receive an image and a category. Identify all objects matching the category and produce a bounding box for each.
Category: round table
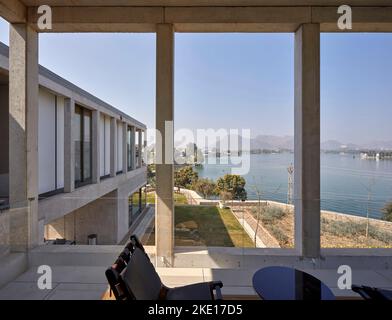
[252,266,335,300]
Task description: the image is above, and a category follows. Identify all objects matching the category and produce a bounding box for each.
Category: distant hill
[169,135,392,152]
[362,140,392,150]
[321,140,360,151]
[251,135,293,150]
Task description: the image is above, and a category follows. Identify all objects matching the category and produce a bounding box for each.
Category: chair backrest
[121,247,163,300]
[105,235,163,300]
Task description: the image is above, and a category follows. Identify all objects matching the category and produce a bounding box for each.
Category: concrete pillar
[294,24,320,258]
[110,117,117,177]
[122,122,128,174]
[155,23,174,267]
[64,98,75,193]
[92,110,100,183]
[116,184,130,242]
[9,24,39,251]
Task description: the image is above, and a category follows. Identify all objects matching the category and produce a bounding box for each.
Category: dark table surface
[252,266,335,300]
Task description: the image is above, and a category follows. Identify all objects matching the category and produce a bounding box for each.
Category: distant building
[360,151,392,160]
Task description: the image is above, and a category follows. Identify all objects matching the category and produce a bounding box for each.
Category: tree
[216,174,247,201]
[174,166,198,191]
[219,191,232,208]
[147,164,156,188]
[194,178,217,199]
[382,201,392,222]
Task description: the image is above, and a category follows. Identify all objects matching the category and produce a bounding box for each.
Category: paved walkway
[231,208,281,248]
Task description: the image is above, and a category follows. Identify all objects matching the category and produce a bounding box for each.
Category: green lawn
[143,192,254,247]
[174,205,254,247]
[146,192,188,205]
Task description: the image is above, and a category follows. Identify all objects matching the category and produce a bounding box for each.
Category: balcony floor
[1,263,392,300]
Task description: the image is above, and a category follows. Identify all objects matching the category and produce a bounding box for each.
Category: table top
[252,266,335,300]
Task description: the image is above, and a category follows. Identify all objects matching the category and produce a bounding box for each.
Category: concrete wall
[46,190,119,244]
[0,84,8,198]
[45,169,146,244]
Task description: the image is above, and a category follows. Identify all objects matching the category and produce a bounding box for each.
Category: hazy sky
[1,18,391,145]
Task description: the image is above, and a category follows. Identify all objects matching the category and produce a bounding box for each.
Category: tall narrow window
[127,126,134,171]
[74,105,92,187]
[135,130,140,168]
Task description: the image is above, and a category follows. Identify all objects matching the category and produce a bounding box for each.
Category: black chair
[105,235,223,300]
[352,285,392,300]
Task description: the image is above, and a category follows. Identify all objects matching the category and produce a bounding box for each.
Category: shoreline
[178,188,392,226]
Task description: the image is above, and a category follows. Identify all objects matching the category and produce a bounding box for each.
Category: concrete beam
[22,5,392,32]
[39,167,147,224]
[110,117,117,177]
[0,0,26,23]
[9,23,39,251]
[14,1,392,7]
[166,6,311,32]
[155,23,174,267]
[312,7,392,32]
[64,97,75,193]
[27,6,163,32]
[92,110,100,184]
[294,24,320,258]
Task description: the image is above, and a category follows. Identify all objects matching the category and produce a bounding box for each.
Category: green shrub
[269,225,289,245]
[261,206,286,224]
[382,202,392,222]
[368,225,392,244]
[251,205,286,224]
[322,219,365,237]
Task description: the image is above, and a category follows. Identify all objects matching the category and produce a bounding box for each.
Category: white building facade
[0,42,147,262]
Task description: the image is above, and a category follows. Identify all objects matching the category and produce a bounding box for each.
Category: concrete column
[155,23,174,267]
[294,24,321,258]
[92,110,100,183]
[122,123,128,174]
[110,117,117,177]
[9,24,39,251]
[64,98,75,193]
[116,184,130,243]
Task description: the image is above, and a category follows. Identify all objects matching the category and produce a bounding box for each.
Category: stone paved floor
[0,265,391,300]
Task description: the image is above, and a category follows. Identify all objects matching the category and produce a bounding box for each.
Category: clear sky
[1,18,391,145]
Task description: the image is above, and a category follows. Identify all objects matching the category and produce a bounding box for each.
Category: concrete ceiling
[0,71,8,85]
[18,0,392,6]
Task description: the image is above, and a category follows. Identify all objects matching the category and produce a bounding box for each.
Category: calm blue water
[195,153,392,219]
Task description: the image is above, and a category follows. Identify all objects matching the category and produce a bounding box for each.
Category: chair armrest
[352,284,392,300]
[210,281,223,300]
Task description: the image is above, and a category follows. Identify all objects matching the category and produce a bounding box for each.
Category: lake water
[195,153,392,219]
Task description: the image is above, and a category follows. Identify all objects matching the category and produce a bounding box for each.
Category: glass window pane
[74,106,82,182]
[135,130,139,165]
[83,110,92,181]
